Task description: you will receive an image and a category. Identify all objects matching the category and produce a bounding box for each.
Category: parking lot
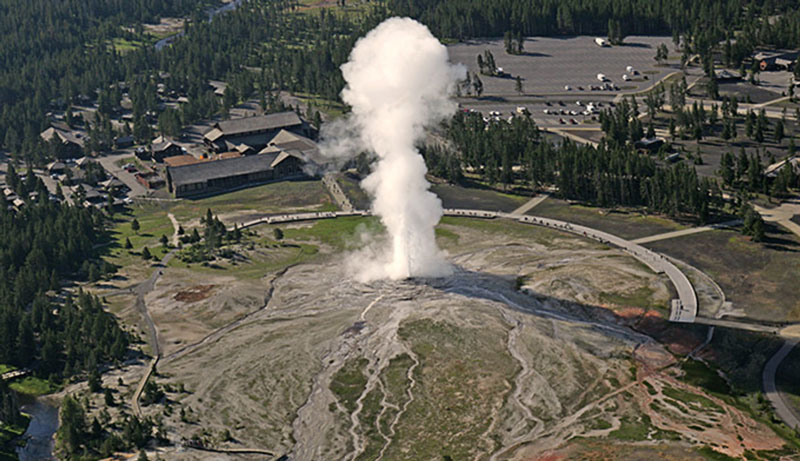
[448,35,677,96]
[448,35,681,128]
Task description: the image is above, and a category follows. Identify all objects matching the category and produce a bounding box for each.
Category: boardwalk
[442,208,698,323]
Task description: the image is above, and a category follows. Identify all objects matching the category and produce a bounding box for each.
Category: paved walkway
[751,196,800,432]
[322,173,354,212]
[763,339,800,431]
[632,219,741,244]
[510,193,549,216]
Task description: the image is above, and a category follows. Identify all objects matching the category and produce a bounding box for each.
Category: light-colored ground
[448,36,678,97]
[106,218,789,460]
[141,17,185,39]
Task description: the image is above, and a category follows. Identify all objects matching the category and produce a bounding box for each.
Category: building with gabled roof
[166,151,304,198]
[257,129,320,161]
[203,111,306,152]
[47,161,66,173]
[40,127,84,158]
[151,140,183,162]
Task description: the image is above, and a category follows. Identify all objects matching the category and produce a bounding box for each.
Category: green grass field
[109,37,145,54]
[439,215,607,250]
[275,215,382,250]
[168,179,336,222]
[9,376,60,396]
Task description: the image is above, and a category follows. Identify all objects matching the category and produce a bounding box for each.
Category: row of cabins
[2,186,29,210]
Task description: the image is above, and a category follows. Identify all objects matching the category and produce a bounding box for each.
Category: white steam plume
[320,17,465,281]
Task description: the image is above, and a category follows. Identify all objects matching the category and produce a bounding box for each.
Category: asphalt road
[762,339,800,431]
[97,151,149,197]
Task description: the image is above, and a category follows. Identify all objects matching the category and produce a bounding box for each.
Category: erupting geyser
[321,17,466,281]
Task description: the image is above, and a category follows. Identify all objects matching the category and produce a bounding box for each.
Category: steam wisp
[321,17,465,281]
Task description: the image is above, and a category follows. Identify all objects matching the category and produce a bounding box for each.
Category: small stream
[154,0,247,51]
[15,396,59,461]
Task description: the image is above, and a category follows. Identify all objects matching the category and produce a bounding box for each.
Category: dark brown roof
[169,153,282,187]
[211,112,302,137]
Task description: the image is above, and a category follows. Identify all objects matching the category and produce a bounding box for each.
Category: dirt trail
[131,249,176,417]
[168,213,180,246]
[162,266,292,364]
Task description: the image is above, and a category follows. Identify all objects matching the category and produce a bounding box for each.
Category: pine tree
[775,119,785,143]
[88,368,102,393]
[141,247,152,260]
[104,388,115,407]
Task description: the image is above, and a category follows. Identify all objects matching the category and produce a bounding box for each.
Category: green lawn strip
[9,376,60,396]
[108,37,145,53]
[168,180,335,222]
[276,216,382,250]
[109,205,174,253]
[290,92,348,119]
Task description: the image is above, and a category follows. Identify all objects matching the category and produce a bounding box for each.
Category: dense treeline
[0,0,216,159]
[0,381,22,428]
[57,394,161,459]
[0,0,386,165]
[0,179,129,379]
[443,112,718,220]
[4,0,800,165]
[386,0,797,44]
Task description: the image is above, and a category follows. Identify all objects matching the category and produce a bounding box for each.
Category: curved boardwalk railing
[442,208,697,323]
[233,207,697,323]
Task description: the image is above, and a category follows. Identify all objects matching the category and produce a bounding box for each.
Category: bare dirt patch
[173,284,217,303]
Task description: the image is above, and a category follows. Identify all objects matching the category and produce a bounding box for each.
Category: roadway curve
[763,339,800,431]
